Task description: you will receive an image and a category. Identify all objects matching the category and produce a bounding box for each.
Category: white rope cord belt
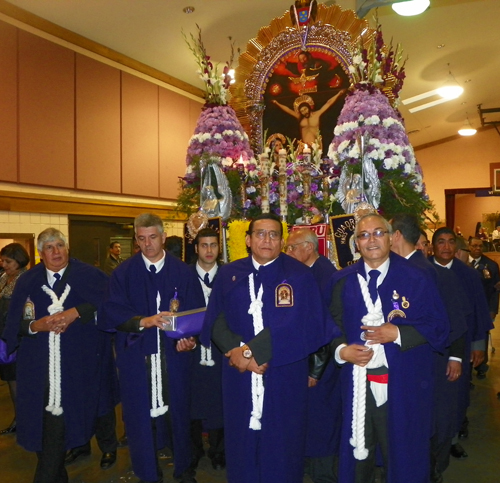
[151,290,168,417]
[200,345,214,366]
[350,274,388,460]
[42,284,71,416]
[247,273,264,430]
[200,285,214,366]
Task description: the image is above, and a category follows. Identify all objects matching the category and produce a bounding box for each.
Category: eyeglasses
[356,230,389,240]
[285,241,309,252]
[252,229,281,240]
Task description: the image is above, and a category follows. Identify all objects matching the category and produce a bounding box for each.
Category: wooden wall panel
[0,21,18,182]
[189,99,203,133]
[18,31,75,187]
[159,88,191,200]
[76,54,121,193]
[121,72,159,197]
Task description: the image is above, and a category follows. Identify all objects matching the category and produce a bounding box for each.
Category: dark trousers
[190,419,224,459]
[34,411,67,483]
[431,433,452,474]
[354,383,388,483]
[304,454,338,483]
[69,409,118,454]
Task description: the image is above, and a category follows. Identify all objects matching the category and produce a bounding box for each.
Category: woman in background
[0,243,30,435]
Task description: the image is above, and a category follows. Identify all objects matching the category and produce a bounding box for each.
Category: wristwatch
[241,344,253,359]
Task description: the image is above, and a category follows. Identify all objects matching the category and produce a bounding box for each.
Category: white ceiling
[4,0,500,147]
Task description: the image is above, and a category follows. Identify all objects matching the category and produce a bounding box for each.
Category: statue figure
[200,159,233,220]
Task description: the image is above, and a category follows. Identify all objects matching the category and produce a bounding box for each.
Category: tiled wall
[0,211,68,244]
[0,182,186,246]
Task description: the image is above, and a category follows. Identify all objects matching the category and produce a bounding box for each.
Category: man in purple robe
[327,213,449,483]
[285,228,340,483]
[3,228,118,483]
[390,214,468,482]
[99,213,204,483]
[429,227,493,462]
[201,213,336,483]
[188,228,225,471]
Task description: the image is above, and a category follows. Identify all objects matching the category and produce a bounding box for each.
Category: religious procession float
[177,0,434,268]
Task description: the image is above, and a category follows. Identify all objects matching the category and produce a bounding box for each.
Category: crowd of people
[0,211,498,483]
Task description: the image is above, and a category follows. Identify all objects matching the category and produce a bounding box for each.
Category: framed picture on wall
[494,168,500,192]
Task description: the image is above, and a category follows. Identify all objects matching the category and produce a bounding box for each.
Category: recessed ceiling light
[183,6,195,14]
[464,79,472,83]
[437,44,445,49]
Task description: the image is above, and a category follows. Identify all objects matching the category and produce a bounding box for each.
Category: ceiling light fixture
[436,65,463,100]
[392,0,430,16]
[183,6,195,14]
[458,115,477,136]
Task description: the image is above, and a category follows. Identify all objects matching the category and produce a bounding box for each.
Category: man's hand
[471,350,485,368]
[41,307,80,334]
[247,359,268,375]
[176,337,196,352]
[140,312,173,330]
[361,322,398,345]
[339,344,374,367]
[308,376,318,388]
[225,347,251,373]
[446,360,462,382]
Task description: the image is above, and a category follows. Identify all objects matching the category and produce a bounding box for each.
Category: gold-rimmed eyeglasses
[285,241,309,252]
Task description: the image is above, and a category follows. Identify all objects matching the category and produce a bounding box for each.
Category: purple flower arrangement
[327,88,432,219]
[186,105,254,166]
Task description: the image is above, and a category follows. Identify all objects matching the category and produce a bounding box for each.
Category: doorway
[68,215,134,270]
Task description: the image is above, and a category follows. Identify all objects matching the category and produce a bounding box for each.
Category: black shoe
[178,468,197,483]
[476,371,487,380]
[458,429,469,439]
[211,453,226,470]
[100,451,117,470]
[64,446,91,465]
[431,469,444,483]
[450,443,468,459]
[0,420,16,435]
[117,433,128,448]
[190,450,204,469]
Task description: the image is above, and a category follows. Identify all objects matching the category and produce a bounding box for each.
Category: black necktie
[52,272,61,290]
[150,265,156,274]
[203,272,211,287]
[368,270,380,303]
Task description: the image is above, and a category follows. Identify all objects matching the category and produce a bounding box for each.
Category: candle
[259,153,271,214]
[278,148,287,155]
[303,144,311,154]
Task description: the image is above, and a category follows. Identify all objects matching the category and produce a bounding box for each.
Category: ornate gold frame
[230,3,375,153]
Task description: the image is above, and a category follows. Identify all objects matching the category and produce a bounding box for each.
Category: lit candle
[303,144,311,154]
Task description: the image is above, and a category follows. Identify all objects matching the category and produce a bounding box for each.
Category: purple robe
[409,251,468,443]
[201,253,336,483]
[3,259,117,452]
[99,252,204,481]
[432,257,494,429]
[305,254,341,458]
[189,264,223,429]
[330,252,449,483]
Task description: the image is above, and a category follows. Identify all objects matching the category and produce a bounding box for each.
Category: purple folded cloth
[162,307,206,339]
